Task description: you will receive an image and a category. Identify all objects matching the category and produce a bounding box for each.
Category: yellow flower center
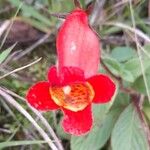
[50,82,94,112]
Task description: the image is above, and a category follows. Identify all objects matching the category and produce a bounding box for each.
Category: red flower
[26,8,116,136]
[26,66,115,135]
[56,8,100,78]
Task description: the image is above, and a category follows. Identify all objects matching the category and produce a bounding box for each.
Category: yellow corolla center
[50,82,95,112]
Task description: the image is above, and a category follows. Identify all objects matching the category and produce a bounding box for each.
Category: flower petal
[87,75,116,103]
[47,66,60,86]
[26,81,59,111]
[62,105,92,136]
[56,8,100,78]
[48,66,85,86]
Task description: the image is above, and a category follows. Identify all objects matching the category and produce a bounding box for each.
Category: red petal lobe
[87,75,116,103]
[48,66,85,86]
[26,81,59,111]
[57,8,100,78]
[62,105,92,136]
[47,66,60,86]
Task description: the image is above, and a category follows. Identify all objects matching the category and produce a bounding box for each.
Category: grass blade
[0,140,47,149]
[0,43,16,65]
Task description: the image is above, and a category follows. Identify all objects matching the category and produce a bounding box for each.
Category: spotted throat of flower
[50,82,95,112]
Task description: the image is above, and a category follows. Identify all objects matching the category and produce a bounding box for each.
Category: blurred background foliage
[0,0,150,150]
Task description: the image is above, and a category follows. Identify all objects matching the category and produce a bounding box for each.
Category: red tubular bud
[56,8,100,78]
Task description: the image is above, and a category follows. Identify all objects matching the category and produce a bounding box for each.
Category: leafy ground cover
[0,0,150,150]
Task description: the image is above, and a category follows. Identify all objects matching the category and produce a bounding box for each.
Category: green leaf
[103,57,122,76]
[103,57,134,82]
[93,103,110,124]
[80,0,86,8]
[120,69,135,82]
[143,103,150,122]
[22,17,50,33]
[112,92,130,108]
[102,26,122,35]
[111,104,149,150]
[124,58,150,81]
[143,44,150,55]
[132,71,150,95]
[71,107,122,150]
[0,140,47,149]
[103,51,150,83]
[0,43,16,64]
[111,47,136,62]
[47,0,52,7]
[9,0,51,27]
